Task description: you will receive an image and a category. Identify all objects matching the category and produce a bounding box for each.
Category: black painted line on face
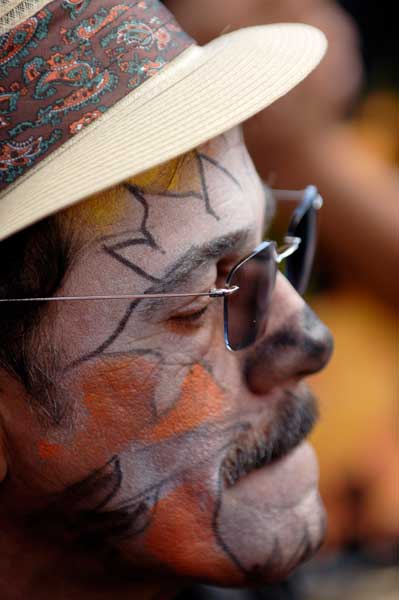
[69,229,252,369]
[103,245,161,284]
[247,536,283,583]
[66,189,166,367]
[132,150,240,222]
[101,185,162,282]
[212,479,325,583]
[212,469,247,575]
[246,519,320,584]
[197,152,242,191]
[29,420,252,557]
[123,185,160,251]
[195,151,219,220]
[135,229,252,320]
[67,153,245,367]
[66,299,141,370]
[152,190,202,201]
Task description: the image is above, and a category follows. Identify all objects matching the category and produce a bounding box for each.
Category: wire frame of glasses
[0,287,239,303]
[224,240,280,351]
[0,186,320,354]
[0,186,315,306]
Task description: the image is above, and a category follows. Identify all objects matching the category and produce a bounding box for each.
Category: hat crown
[0,0,193,192]
[0,0,327,243]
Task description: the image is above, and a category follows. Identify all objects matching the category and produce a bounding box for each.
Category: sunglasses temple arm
[271,189,304,201]
[273,187,324,209]
[0,286,240,303]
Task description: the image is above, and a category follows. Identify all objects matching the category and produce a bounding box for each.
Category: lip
[220,384,318,489]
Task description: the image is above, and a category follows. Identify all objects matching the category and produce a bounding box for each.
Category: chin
[211,442,327,587]
[111,387,326,587]
[115,443,326,588]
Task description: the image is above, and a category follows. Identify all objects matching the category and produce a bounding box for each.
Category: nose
[244,274,334,395]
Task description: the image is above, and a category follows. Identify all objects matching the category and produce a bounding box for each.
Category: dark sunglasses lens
[286,207,317,295]
[225,244,276,351]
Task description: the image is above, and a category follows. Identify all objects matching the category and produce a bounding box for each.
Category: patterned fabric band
[0,0,193,191]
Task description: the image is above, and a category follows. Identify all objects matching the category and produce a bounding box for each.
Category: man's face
[2,127,332,586]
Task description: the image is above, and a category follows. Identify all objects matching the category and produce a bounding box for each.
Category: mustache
[221,387,318,488]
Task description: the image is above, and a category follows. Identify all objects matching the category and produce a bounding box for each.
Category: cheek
[81,356,157,442]
[37,356,159,483]
[33,358,246,581]
[140,363,226,444]
[122,365,243,581]
[38,360,230,486]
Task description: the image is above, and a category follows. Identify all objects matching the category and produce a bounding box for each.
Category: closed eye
[169,305,209,323]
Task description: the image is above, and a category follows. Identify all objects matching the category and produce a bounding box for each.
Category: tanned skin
[0,128,332,599]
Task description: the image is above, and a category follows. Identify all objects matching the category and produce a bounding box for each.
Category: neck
[0,516,179,600]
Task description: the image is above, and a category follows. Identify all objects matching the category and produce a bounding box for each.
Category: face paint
[35,355,159,481]
[140,364,225,444]
[57,184,128,245]
[1,127,332,594]
[38,441,62,460]
[38,359,227,478]
[128,154,195,195]
[81,356,158,437]
[143,480,238,582]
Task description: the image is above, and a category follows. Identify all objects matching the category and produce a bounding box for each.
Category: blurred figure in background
[166,1,398,599]
[166,0,398,304]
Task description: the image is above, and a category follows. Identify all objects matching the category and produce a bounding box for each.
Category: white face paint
[0,127,332,595]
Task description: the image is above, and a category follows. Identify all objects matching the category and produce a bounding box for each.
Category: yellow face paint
[59,184,126,235]
[127,151,196,194]
[58,151,196,236]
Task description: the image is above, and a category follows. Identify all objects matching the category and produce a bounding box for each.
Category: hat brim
[0,23,326,241]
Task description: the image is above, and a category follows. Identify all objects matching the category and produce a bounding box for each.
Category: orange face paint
[38,441,62,460]
[135,363,236,578]
[79,356,155,435]
[40,360,225,453]
[36,356,233,578]
[38,359,227,484]
[140,363,224,444]
[36,355,159,480]
[81,355,158,436]
[143,479,237,581]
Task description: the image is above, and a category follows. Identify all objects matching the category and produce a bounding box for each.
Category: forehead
[63,127,265,287]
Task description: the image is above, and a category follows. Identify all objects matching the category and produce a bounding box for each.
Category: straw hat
[0,0,327,241]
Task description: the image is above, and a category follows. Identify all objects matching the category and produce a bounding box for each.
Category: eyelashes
[169,305,209,324]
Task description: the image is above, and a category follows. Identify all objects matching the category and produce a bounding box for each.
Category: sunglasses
[224,185,322,350]
[0,185,322,352]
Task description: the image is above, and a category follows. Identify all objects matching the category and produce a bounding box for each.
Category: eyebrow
[137,228,252,319]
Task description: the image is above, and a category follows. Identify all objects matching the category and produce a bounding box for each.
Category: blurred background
[167,1,398,598]
[302,1,398,598]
